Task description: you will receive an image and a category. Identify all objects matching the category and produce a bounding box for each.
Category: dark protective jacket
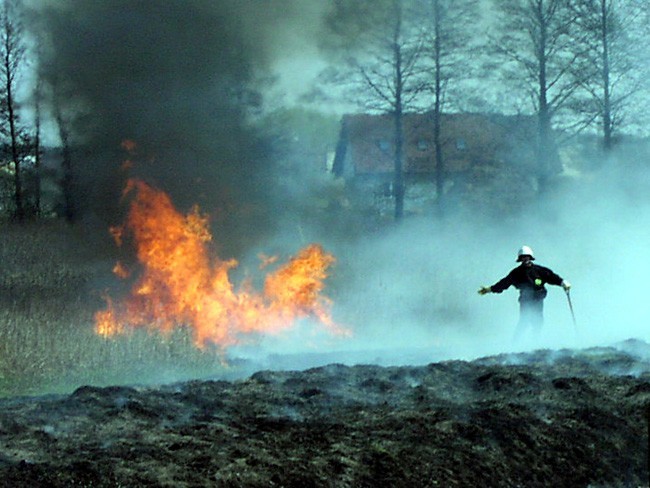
[490,263,563,302]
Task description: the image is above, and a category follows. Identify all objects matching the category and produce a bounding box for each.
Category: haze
[17,0,650,370]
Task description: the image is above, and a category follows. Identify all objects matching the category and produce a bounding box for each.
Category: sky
[19,0,650,370]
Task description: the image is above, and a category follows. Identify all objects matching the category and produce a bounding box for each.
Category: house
[332,112,555,216]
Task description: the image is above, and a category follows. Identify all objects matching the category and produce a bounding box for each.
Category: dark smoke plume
[27,0,323,253]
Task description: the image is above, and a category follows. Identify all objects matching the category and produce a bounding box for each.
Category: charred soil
[1,340,650,487]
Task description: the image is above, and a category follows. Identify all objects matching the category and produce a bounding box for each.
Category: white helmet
[517,245,535,262]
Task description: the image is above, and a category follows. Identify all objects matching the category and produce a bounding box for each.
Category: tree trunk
[33,125,41,216]
[599,0,613,153]
[433,111,443,216]
[432,1,444,218]
[33,83,42,216]
[54,102,75,223]
[392,0,405,221]
[536,13,552,194]
[7,70,22,220]
[537,107,553,193]
[393,110,404,221]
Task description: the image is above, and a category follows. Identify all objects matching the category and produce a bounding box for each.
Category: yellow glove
[562,280,571,291]
[478,286,492,295]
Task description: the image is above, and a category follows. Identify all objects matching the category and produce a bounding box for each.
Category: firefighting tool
[565,288,577,329]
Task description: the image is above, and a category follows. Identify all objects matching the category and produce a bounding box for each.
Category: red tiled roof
[338,112,537,175]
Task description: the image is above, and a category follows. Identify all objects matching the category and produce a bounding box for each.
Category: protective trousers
[514,298,544,339]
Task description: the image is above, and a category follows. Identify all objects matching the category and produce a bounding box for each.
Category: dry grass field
[0,221,232,397]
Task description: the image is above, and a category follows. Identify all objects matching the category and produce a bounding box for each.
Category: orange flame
[94,178,349,349]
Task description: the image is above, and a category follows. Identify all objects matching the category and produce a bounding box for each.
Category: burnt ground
[1,339,650,487]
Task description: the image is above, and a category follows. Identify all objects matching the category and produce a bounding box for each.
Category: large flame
[95,178,349,349]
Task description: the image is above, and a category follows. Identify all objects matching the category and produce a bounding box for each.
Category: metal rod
[565,289,577,330]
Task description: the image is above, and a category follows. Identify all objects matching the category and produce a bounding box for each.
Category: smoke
[235,147,650,371]
[25,0,327,252]
[21,1,650,372]
[308,154,650,365]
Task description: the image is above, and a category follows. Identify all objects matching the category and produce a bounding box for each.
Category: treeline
[317,0,650,219]
[0,0,76,222]
[1,0,649,222]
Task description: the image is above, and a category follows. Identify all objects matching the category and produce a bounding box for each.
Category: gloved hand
[478,286,492,295]
[562,280,571,291]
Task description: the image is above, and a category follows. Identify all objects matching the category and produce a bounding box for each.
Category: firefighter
[478,246,571,338]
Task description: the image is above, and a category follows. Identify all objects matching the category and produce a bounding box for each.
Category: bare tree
[322,0,429,220]
[28,59,44,217]
[570,0,650,153]
[33,27,79,223]
[50,77,75,223]
[421,0,479,216]
[0,0,28,220]
[32,88,41,215]
[488,0,584,192]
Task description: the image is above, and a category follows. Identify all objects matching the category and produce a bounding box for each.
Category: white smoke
[23,0,650,373]
[241,150,650,371]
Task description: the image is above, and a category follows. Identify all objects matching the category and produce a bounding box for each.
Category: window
[377,139,391,154]
[456,138,467,151]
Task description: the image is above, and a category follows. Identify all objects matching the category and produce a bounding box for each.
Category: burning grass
[0,189,349,398]
[95,179,348,348]
[0,221,241,397]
